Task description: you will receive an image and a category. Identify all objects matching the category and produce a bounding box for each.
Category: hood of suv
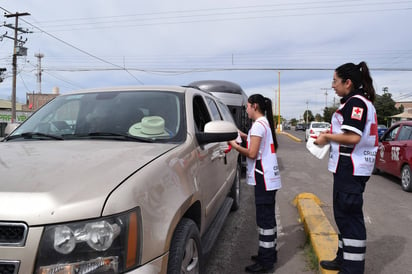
[0,141,176,225]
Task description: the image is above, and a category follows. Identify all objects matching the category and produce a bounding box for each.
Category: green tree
[315,113,322,121]
[323,106,338,123]
[303,110,314,123]
[374,92,402,125]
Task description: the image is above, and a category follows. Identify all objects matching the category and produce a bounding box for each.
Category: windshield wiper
[70,132,154,142]
[4,132,64,141]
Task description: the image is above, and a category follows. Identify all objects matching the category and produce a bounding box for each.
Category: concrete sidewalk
[294,192,339,274]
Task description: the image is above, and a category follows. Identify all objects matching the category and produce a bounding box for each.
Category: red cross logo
[351,107,364,120]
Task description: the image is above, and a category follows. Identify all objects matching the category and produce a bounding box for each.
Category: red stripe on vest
[271,143,275,153]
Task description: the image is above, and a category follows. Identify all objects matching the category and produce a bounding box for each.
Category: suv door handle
[211,150,225,161]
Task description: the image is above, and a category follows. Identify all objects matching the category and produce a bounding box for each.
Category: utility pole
[4,12,30,123]
[277,71,281,131]
[34,52,44,111]
[321,88,331,108]
[35,52,44,94]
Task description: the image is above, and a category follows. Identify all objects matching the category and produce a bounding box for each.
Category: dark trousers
[333,172,369,274]
[254,160,277,267]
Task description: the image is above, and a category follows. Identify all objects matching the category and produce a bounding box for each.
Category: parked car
[295,123,306,131]
[377,124,388,138]
[305,122,330,141]
[374,121,412,192]
[0,86,240,274]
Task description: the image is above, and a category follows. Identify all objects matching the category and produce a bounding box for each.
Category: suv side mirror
[196,120,238,145]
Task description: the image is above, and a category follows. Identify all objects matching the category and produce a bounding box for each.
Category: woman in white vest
[230,94,281,273]
[315,62,378,274]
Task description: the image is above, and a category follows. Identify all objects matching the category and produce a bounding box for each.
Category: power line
[1,6,144,85]
[26,1,412,32]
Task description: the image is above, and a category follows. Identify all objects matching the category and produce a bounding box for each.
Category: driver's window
[384,126,399,141]
[193,96,211,132]
[398,126,412,141]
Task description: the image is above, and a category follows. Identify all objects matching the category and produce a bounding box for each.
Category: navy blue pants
[254,160,277,268]
[333,171,369,274]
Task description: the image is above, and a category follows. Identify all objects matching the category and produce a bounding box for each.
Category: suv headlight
[35,208,141,274]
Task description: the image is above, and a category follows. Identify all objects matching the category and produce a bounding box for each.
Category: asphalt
[279,131,339,274]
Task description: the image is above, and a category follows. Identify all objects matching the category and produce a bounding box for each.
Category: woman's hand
[314,132,329,145]
[229,140,237,147]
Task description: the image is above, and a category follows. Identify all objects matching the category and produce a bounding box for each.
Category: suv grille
[0,222,28,246]
[0,261,19,274]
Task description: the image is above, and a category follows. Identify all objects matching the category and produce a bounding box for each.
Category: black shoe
[319,258,342,270]
[245,263,274,273]
[251,255,277,264]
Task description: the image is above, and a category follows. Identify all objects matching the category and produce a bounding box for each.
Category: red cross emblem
[351,107,364,120]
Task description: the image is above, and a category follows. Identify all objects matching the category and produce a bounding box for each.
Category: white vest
[328,95,378,176]
[246,118,282,190]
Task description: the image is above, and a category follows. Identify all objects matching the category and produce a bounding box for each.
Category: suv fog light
[54,226,75,254]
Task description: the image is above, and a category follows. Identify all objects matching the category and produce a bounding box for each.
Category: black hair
[248,94,278,150]
[335,61,376,102]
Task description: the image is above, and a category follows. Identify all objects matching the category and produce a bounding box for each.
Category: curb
[278,131,302,142]
[293,193,339,274]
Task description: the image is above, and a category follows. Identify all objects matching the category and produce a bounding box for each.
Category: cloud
[1,0,412,120]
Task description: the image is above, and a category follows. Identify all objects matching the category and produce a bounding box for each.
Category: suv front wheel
[167,218,201,274]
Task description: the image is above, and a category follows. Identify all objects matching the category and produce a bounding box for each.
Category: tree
[374,92,402,125]
[323,106,338,123]
[303,110,314,124]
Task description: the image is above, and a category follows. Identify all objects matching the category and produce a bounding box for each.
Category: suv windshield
[7,90,185,143]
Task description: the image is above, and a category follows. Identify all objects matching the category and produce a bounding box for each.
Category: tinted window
[206,97,222,121]
[217,101,235,123]
[397,125,412,141]
[383,126,400,141]
[193,96,211,132]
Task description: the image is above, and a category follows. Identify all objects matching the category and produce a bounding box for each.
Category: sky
[1,0,412,120]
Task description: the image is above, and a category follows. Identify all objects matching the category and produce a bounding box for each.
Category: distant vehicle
[295,123,306,131]
[374,121,412,192]
[283,123,291,130]
[377,124,388,138]
[305,122,330,142]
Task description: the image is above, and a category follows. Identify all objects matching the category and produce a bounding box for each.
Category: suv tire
[167,218,201,274]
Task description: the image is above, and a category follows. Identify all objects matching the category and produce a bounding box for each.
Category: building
[24,91,59,111]
[0,99,28,137]
[0,88,60,136]
[392,101,412,122]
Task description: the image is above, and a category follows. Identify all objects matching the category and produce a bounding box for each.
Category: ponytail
[248,94,279,150]
[335,61,376,102]
[358,61,376,102]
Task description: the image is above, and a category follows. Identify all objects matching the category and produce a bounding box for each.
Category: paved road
[204,130,412,274]
[204,132,318,274]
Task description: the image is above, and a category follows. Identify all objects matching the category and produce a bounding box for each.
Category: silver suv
[0,86,240,274]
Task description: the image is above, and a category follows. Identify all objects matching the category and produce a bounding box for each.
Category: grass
[304,236,319,272]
